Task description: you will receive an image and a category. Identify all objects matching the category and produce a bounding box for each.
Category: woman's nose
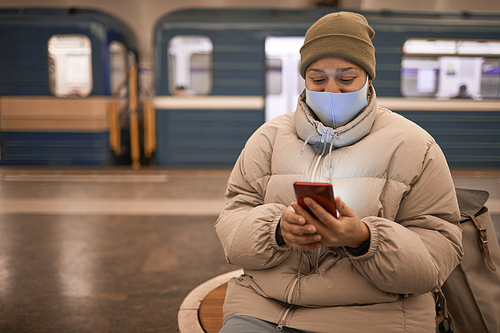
[323,80,341,93]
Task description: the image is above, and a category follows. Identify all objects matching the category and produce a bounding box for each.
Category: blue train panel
[155,109,263,166]
[398,110,500,167]
[1,132,113,166]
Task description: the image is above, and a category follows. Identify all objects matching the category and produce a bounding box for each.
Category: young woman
[215,11,463,333]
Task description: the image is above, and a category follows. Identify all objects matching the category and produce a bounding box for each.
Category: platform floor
[0,167,499,333]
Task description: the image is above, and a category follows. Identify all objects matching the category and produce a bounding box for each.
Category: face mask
[305,76,369,128]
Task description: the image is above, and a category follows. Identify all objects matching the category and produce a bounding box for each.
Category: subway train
[153,8,500,168]
[1,8,499,168]
[0,7,139,166]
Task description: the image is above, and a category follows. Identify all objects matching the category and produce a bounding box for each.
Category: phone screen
[293,182,337,218]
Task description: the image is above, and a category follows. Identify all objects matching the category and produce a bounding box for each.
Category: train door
[265,36,304,121]
[108,40,128,157]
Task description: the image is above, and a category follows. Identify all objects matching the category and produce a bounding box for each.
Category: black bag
[438,188,500,333]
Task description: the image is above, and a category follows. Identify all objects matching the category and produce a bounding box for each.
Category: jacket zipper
[276,275,299,330]
[276,305,293,330]
[310,153,323,182]
[287,276,299,303]
[278,129,334,330]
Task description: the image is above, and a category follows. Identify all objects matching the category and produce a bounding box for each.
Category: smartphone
[293,182,337,218]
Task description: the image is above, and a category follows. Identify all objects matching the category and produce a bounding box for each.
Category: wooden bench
[178,269,243,333]
[179,268,445,332]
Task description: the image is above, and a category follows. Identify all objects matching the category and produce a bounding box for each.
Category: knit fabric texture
[300,11,376,79]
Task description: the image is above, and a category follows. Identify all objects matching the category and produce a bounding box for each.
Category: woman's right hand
[278,204,322,251]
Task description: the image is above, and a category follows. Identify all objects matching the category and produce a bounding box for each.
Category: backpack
[437,188,500,333]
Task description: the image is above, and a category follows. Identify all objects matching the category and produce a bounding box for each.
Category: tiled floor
[0,167,498,333]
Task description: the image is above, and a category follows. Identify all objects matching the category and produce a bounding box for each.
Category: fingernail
[314,235,321,241]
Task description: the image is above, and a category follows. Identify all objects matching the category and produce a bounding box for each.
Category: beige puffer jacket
[215,87,463,333]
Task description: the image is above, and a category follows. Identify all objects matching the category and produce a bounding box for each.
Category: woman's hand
[279,197,369,250]
[279,205,323,251]
[300,196,370,248]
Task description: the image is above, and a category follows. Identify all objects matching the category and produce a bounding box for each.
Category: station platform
[0,167,498,332]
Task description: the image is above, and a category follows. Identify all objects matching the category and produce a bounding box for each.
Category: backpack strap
[461,211,497,271]
[437,288,453,333]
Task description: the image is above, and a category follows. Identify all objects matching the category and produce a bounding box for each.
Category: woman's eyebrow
[307,68,325,74]
[337,67,358,72]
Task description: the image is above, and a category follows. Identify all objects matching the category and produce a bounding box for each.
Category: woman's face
[305,57,369,93]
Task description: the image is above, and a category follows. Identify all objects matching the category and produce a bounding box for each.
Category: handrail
[129,64,141,170]
[108,97,121,155]
[143,99,156,158]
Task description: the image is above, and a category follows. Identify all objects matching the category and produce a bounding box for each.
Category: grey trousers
[219,315,306,333]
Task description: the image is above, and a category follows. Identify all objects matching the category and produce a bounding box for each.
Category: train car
[153,8,500,168]
[0,7,139,166]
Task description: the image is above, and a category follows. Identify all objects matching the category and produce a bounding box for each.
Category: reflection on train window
[266,58,282,95]
[168,35,213,96]
[48,35,92,97]
[109,41,127,96]
[401,38,500,99]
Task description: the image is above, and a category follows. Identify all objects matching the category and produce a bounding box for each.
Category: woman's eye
[311,78,325,84]
[339,78,354,84]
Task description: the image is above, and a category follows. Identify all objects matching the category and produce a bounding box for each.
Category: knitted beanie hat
[300,11,376,79]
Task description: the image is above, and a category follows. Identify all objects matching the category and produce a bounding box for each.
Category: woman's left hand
[291,197,370,248]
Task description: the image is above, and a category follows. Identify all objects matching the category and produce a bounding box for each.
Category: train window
[48,35,92,97]
[190,53,212,95]
[109,41,127,96]
[167,35,213,96]
[401,57,439,97]
[401,38,500,99]
[266,58,282,95]
[481,59,500,98]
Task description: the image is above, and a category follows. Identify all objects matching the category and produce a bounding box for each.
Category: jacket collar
[295,85,377,154]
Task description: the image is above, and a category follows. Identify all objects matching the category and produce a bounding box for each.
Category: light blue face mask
[305,76,369,128]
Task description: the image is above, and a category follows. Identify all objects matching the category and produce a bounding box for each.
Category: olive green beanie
[300,11,376,79]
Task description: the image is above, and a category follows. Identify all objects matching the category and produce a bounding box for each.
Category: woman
[215,11,463,333]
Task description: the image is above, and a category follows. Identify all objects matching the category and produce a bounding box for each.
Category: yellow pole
[143,100,151,158]
[130,112,140,169]
[109,100,116,152]
[150,99,156,153]
[129,65,137,111]
[129,64,140,169]
[143,99,156,158]
[108,98,121,155]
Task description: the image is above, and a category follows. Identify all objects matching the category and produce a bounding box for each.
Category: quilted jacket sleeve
[214,124,292,270]
[344,142,463,294]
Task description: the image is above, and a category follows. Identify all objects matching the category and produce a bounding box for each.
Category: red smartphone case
[293,182,337,218]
